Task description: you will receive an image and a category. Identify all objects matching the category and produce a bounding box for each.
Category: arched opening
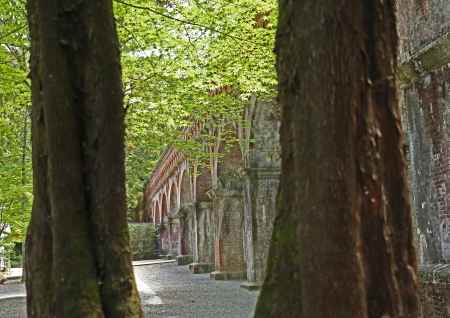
[160,192,170,254]
[143,198,151,223]
[178,169,193,256]
[179,169,192,206]
[161,192,168,224]
[167,181,179,255]
[154,200,161,224]
[169,181,178,216]
[151,201,157,224]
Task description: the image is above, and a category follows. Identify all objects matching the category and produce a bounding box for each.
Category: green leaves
[0,0,278,224]
[115,0,278,213]
[0,0,32,246]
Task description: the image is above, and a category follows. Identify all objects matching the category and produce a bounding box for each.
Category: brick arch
[144,147,189,227]
[152,200,158,224]
[156,195,163,224]
[178,166,191,206]
[160,191,169,224]
[169,178,179,215]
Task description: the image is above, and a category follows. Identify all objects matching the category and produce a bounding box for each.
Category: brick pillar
[241,99,281,289]
[193,206,199,262]
[189,201,214,274]
[242,168,279,287]
[210,184,246,281]
[167,220,172,256]
[243,177,256,283]
[178,216,185,255]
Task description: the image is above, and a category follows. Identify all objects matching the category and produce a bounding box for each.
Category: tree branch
[0,200,14,238]
[113,0,257,45]
[0,24,27,42]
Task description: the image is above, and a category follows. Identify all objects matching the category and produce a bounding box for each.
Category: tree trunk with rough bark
[25,0,143,317]
[254,1,419,317]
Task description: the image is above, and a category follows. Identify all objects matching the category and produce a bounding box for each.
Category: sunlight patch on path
[0,261,167,306]
[0,293,26,301]
[135,274,163,305]
[133,259,175,267]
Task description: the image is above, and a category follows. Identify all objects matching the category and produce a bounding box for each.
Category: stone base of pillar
[189,263,214,274]
[240,282,261,291]
[176,255,193,266]
[210,271,246,281]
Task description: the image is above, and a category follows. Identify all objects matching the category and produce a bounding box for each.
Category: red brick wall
[418,266,450,317]
[402,68,450,264]
[196,165,212,202]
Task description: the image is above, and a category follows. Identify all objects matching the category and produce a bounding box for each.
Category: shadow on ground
[0,263,259,318]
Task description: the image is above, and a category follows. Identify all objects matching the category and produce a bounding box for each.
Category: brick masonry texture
[143,99,281,285]
[397,0,450,61]
[402,70,450,264]
[142,1,450,306]
[399,0,450,314]
[207,144,247,277]
[243,100,280,284]
[418,265,450,317]
[400,0,450,263]
[212,172,246,277]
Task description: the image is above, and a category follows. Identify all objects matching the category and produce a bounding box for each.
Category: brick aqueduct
[142,99,281,285]
[138,1,450,314]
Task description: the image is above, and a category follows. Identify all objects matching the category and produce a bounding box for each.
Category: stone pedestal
[189,262,214,274]
[176,255,193,266]
[240,282,261,291]
[210,271,246,281]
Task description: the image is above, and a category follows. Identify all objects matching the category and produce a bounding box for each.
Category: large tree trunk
[25,1,143,317]
[255,1,419,317]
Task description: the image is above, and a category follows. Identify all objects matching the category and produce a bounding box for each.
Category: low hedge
[128,223,157,260]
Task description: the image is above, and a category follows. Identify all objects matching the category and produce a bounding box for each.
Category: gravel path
[0,263,258,318]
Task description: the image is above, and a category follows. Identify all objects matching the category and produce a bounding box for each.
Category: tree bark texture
[25,0,143,317]
[254,1,419,317]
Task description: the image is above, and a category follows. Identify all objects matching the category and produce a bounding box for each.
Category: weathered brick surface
[196,201,215,264]
[399,0,450,314]
[212,177,246,276]
[168,219,180,255]
[196,166,213,202]
[245,174,279,283]
[178,205,193,256]
[144,102,280,283]
[206,143,246,276]
[217,144,243,175]
[397,0,450,61]
[402,70,450,263]
[243,100,281,284]
[418,265,450,317]
[160,226,170,255]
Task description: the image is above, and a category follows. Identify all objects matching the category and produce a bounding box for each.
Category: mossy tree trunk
[254,1,419,317]
[25,0,143,317]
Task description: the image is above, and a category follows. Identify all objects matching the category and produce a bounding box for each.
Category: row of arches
[146,160,190,225]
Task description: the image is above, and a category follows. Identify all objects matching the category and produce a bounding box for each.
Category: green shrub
[128,223,157,260]
[9,253,22,268]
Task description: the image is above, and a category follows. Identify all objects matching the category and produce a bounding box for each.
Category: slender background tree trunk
[25,1,143,317]
[254,1,419,317]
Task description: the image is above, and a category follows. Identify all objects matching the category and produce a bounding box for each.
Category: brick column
[210,184,246,281]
